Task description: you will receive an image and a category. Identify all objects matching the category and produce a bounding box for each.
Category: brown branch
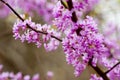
[0,0,62,42]
[67,0,74,10]
[67,0,78,22]
[61,0,78,22]
[71,11,78,23]
[89,63,109,80]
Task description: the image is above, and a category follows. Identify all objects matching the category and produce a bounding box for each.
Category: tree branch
[61,0,78,22]
[89,62,109,80]
[67,0,78,22]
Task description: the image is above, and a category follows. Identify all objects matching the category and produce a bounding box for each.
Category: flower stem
[0,0,62,42]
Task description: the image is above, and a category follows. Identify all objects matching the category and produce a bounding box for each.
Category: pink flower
[62,16,107,77]
[90,74,103,80]
[13,15,60,51]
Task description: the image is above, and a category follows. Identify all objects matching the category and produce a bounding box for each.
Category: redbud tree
[0,0,120,80]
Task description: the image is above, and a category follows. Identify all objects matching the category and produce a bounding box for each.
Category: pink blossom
[90,74,103,80]
[13,15,60,50]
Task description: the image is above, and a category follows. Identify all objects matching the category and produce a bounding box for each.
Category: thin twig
[104,61,120,75]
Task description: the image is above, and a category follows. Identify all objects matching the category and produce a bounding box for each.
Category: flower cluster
[13,15,61,51]
[15,0,56,22]
[52,1,73,31]
[52,0,99,32]
[73,0,99,11]
[0,0,57,23]
[0,64,40,80]
[62,16,107,77]
[0,64,54,80]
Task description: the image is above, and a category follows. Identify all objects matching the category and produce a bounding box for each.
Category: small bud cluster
[13,15,61,51]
